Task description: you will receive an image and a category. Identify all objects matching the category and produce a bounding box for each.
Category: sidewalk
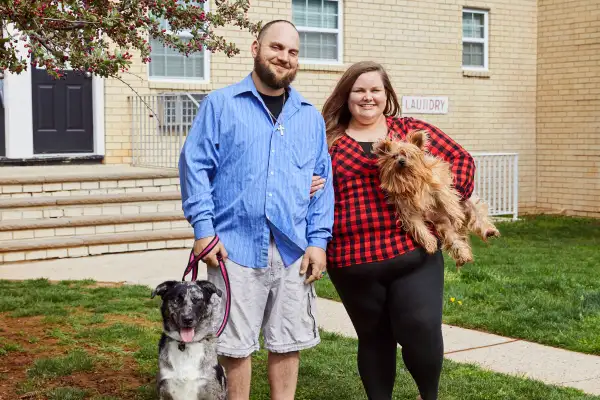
[1,249,599,395]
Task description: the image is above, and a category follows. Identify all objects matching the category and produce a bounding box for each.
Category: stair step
[0,178,180,199]
[0,211,185,231]
[0,212,189,241]
[0,191,181,209]
[0,229,195,264]
[1,200,183,222]
[0,192,183,222]
[0,165,178,185]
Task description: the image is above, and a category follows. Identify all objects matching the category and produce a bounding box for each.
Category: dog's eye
[191,296,201,304]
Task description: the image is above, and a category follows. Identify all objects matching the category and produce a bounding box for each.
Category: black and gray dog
[151,280,227,400]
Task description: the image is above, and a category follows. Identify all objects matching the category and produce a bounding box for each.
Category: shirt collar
[232,73,312,109]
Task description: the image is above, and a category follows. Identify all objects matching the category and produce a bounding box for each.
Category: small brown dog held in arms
[372,130,500,268]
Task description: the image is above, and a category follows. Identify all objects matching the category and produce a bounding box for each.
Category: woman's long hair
[322,61,401,148]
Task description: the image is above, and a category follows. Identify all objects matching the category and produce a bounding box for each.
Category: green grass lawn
[0,279,598,399]
[316,215,600,355]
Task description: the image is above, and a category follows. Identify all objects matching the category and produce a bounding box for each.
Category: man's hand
[310,175,325,198]
[300,246,327,284]
[193,236,228,268]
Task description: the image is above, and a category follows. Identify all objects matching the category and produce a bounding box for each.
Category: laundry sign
[402,96,449,114]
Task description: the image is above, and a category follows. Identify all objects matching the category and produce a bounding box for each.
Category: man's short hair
[257,20,298,42]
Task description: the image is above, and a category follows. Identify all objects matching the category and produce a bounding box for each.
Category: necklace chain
[266,91,286,125]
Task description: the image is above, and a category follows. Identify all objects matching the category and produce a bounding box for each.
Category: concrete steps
[0,229,194,263]
[0,192,181,221]
[0,212,189,240]
[0,165,193,264]
[0,175,180,199]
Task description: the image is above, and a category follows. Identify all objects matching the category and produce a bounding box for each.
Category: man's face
[252,23,300,90]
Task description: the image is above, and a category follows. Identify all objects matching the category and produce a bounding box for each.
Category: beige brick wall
[537,0,600,217]
[104,0,538,212]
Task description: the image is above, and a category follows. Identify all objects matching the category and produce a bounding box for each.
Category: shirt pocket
[282,134,316,171]
[218,119,261,166]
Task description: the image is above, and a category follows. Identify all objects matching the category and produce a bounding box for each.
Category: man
[178,20,334,400]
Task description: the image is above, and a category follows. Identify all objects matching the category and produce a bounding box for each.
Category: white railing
[471,153,519,220]
[130,93,206,169]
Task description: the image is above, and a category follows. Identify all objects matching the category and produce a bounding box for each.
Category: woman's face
[347,71,387,124]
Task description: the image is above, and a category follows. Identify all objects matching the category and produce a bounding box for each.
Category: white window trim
[295,0,344,65]
[462,8,489,72]
[148,1,210,84]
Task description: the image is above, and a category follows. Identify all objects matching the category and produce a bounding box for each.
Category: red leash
[182,236,231,338]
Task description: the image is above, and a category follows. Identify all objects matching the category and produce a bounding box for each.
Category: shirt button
[268,193,273,197]
[270,171,274,175]
[271,149,275,153]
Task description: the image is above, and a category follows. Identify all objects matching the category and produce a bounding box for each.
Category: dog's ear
[406,130,428,150]
[372,139,392,155]
[195,281,223,298]
[151,280,178,299]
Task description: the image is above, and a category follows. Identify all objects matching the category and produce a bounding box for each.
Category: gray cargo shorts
[207,239,320,358]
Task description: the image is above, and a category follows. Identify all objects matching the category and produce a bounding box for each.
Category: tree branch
[40,17,109,30]
[116,76,162,125]
[28,31,62,61]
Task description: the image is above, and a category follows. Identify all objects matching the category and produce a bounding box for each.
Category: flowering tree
[0,0,261,79]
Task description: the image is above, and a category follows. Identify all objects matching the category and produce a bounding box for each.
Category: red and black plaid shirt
[326,116,476,268]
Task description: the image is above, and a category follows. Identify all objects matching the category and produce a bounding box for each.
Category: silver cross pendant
[276,124,285,136]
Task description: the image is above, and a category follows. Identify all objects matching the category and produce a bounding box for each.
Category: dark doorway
[31,68,94,154]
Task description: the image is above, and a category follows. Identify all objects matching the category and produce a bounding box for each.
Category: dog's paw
[450,243,473,266]
[477,227,500,242]
[422,237,439,254]
[485,228,500,239]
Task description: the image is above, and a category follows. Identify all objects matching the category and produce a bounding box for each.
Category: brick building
[1,0,598,218]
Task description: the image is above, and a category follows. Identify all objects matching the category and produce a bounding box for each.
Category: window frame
[462,8,489,71]
[148,1,210,84]
[293,0,344,65]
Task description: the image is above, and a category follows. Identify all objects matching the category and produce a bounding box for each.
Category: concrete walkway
[1,249,599,395]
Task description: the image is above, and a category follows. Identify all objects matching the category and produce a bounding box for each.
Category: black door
[31,68,94,154]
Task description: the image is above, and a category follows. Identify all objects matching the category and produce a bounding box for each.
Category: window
[462,9,488,70]
[157,93,206,134]
[149,2,209,82]
[292,0,342,64]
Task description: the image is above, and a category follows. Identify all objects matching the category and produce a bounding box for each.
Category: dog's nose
[182,316,194,326]
[397,158,406,168]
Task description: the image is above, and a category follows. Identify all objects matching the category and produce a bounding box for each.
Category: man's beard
[254,54,297,90]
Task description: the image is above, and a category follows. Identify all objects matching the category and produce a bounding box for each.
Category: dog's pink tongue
[180,328,195,343]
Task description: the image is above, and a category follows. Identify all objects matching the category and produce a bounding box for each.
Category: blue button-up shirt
[179,73,334,268]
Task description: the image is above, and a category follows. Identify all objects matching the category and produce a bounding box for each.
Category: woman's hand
[310,175,325,197]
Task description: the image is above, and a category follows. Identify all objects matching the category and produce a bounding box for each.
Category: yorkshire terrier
[372,130,500,267]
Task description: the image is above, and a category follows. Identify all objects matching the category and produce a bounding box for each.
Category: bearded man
[178,20,334,400]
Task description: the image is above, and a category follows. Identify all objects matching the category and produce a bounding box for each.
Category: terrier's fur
[372,130,500,267]
[152,280,227,400]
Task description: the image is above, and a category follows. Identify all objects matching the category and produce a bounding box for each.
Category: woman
[319,61,475,400]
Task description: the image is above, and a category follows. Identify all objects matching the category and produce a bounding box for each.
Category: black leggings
[328,248,444,400]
